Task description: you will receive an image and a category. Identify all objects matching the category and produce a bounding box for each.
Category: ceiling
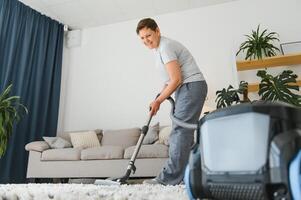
[18,0,237,29]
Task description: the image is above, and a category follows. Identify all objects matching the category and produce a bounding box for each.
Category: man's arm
[150,60,182,116]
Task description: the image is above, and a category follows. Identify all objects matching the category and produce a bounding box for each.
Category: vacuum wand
[115,96,198,184]
[130,115,152,162]
[95,95,198,185]
[110,115,153,184]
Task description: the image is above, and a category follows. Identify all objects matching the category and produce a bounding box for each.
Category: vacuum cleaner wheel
[289,150,301,200]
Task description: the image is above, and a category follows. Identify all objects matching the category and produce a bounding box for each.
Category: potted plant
[215,81,249,108]
[257,70,301,106]
[215,70,301,108]
[0,84,28,158]
[236,25,280,60]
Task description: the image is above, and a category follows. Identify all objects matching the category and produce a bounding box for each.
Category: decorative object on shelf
[0,84,28,158]
[236,25,280,60]
[257,70,301,106]
[215,81,249,109]
[280,41,301,55]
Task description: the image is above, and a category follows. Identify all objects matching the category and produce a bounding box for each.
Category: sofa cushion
[156,126,172,146]
[43,137,72,149]
[81,146,124,160]
[25,141,50,152]
[142,122,160,145]
[101,128,140,149]
[70,131,101,149]
[124,144,168,159]
[58,129,102,143]
[41,148,81,161]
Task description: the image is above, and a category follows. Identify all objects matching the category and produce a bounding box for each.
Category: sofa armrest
[25,141,50,152]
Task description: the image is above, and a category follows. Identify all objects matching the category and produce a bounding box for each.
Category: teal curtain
[0,0,64,183]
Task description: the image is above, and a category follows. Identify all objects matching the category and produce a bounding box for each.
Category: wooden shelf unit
[236,53,301,93]
[248,80,301,93]
[236,53,301,71]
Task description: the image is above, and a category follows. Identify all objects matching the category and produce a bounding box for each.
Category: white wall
[57,0,301,132]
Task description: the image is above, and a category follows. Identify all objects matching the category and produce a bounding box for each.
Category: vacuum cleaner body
[185,101,301,200]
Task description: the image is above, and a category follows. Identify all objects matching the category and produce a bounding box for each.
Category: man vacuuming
[136,18,208,185]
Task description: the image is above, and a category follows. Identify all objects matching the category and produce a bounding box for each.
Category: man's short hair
[136,18,158,34]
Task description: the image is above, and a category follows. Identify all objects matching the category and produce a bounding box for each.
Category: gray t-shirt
[154,36,205,85]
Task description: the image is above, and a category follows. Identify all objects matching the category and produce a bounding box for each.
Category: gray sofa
[25,127,169,181]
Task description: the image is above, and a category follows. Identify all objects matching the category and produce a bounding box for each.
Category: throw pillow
[142,122,160,145]
[43,137,72,149]
[158,126,172,146]
[69,131,100,149]
[101,128,140,149]
[59,129,103,143]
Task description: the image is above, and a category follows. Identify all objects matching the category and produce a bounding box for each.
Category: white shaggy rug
[0,184,189,200]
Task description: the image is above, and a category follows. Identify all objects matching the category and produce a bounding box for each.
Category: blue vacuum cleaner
[184,101,301,200]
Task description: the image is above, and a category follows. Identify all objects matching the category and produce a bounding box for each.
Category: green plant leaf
[0,84,28,158]
[257,70,301,106]
[215,84,242,108]
[236,25,280,60]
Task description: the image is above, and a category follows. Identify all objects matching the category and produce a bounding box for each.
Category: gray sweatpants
[157,81,207,185]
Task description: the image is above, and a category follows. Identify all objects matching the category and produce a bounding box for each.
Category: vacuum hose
[166,97,198,130]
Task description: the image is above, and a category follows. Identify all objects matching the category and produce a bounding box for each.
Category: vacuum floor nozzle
[94,179,122,186]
